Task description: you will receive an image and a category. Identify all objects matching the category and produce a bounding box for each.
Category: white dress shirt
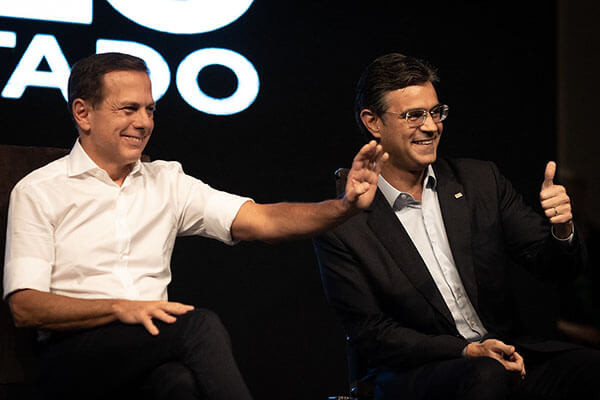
[378,167,488,341]
[3,140,251,301]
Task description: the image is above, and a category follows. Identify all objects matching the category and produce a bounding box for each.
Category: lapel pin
[454,192,463,199]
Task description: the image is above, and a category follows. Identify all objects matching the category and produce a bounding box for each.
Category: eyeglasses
[384,104,449,128]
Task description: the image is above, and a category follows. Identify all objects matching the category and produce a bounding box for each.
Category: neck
[105,164,133,186]
[381,164,428,201]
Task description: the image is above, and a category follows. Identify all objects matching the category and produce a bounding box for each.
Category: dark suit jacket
[313,158,583,381]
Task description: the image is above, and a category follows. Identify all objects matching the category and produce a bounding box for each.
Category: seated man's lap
[518,346,600,399]
[375,357,513,400]
[38,308,229,399]
[375,346,600,400]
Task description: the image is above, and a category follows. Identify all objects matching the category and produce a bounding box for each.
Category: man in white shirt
[313,53,600,399]
[3,52,388,400]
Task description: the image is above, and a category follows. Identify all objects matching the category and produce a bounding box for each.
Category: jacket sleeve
[488,161,584,281]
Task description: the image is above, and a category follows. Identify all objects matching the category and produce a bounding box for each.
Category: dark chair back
[0,144,71,385]
[334,168,374,399]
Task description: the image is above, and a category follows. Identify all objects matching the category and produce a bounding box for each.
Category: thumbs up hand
[539,161,573,239]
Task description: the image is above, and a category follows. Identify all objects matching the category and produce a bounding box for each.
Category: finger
[491,356,518,372]
[511,352,526,376]
[542,161,556,189]
[549,212,573,225]
[374,151,389,172]
[496,356,523,373]
[162,302,195,315]
[540,189,569,207]
[141,315,159,336]
[486,340,514,356]
[354,141,377,163]
[544,203,571,218]
[151,309,177,324]
[347,181,371,199]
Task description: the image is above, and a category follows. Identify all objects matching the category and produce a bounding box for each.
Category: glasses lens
[430,104,449,122]
[405,110,427,127]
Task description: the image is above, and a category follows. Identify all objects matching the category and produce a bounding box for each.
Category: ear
[72,98,92,134]
[360,109,382,140]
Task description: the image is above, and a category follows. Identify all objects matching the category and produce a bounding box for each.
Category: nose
[133,109,153,131]
[420,112,438,136]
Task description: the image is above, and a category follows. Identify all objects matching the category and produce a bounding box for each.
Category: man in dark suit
[313,53,600,399]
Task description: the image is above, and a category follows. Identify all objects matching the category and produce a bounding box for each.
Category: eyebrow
[403,103,442,113]
[119,101,156,110]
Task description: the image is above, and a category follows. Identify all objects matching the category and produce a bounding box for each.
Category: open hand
[343,140,388,210]
[112,300,194,335]
[540,161,573,239]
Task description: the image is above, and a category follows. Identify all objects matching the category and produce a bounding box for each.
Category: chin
[414,154,437,168]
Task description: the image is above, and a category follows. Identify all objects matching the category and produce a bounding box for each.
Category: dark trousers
[38,309,252,400]
[374,347,600,400]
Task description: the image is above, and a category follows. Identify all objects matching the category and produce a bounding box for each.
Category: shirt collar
[67,139,142,178]
[377,165,437,210]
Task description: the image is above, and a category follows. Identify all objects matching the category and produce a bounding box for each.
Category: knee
[469,357,509,382]
[180,308,232,345]
[189,309,227,333]
[460,357,512,399]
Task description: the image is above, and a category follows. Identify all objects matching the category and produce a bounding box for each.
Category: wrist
[340,194,359,215]
[552,221,574,240]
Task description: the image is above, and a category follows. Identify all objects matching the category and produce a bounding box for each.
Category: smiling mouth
[412,138,434,145]
[121,134,146,143]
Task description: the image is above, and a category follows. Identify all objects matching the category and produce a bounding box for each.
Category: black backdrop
[0,1,557,398]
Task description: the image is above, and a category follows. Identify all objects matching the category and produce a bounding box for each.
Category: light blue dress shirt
[378,166,487,341]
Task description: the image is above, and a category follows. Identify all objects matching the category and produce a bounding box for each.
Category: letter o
[106,0,253,34]
[176,48,259,116]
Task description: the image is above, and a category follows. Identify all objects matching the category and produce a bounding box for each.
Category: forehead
[100,70,153,102]
[384,81,439,111]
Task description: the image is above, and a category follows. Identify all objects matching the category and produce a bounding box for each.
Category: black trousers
[38,308,252,400]
[374,347,600,400]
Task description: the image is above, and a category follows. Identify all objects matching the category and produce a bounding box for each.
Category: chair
[0,144,71,399]
[334,168,374,400]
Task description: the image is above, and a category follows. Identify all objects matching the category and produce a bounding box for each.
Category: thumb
[542,161,556,189]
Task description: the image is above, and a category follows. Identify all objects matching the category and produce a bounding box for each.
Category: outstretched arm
[231,141,388,242]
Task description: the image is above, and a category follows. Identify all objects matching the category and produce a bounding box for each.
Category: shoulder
[140,159,184,174]
[434,157,502,186]
[13,156,69,195]
[436,157,498,175]
[139,159,193,182]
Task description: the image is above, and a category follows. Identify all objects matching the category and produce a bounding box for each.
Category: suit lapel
[366,190,455,326]
[433,160,478,309]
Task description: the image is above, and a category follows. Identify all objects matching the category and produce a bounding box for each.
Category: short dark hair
[68,52,149,116]
[354,53,439,141]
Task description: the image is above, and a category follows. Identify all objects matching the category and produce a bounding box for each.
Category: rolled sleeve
[3,257,53,299]
[173,164,252,244]
[3,183,55,299]
[203,192,252,245]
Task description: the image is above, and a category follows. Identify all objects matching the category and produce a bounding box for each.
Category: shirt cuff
[3,257,52,299]
[551,223,574,244]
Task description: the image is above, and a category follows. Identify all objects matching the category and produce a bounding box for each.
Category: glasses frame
[384,104,449,128]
